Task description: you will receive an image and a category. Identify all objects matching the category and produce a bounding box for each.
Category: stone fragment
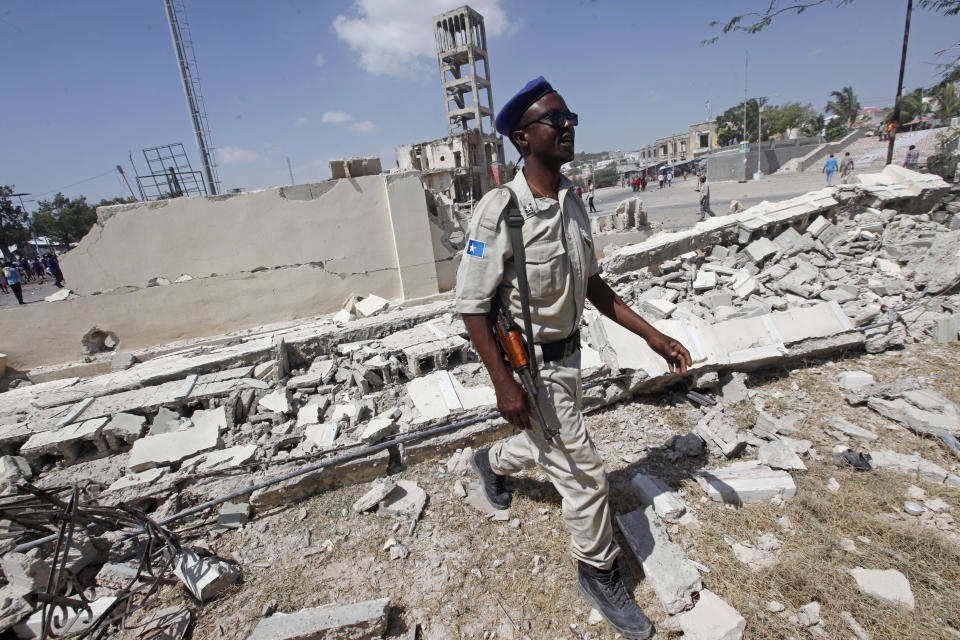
[744,237,778,263]
[665,589,745,640]
[303,423,339,449]
[629,473,686,521]
[1,551,50,594]
[258,390,290,415]
[766,600,785,613]
[171,548,241,602]
[641,298,677,320]
[725,536,779,570]
[696,462,797,504]
[838,370,875,390]
[797,601,820,627]
[753,411,797,439]
[693,271,717,292]
[841,611,872,640]
[127,407,224,472]
[379,480,426,520]
[181,444,256,472]
[827,477,841,492]
[867,397,959,436]
[359,418,395,444]
[44,288,71,302]
[111,352,136,371]
[149,407,181,435]
[95,562,142,589]
[287,359,337,389]
[296,404,322,428]
[828,416,878,441]
[246,597,390,640]
[719,372,749,405]
[104,467,166,493]
[847,567,915,613]
[925,497,952,513]
[254,360,276,380]
[0,455,31,494]
[19,416,109,462]
[694,408,746,458]
[102,412,146,447]
[869,448,960,485]
[354,295,390,318]
[616,507,702,615]
[758,440,807,471]
[353,478,397,513]
[664,433,706,460]
[218,502,251,528]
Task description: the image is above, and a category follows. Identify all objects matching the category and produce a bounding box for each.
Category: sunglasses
[518,110,578,131]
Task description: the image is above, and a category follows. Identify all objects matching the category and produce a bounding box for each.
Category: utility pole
[286,157,295,185]
[116,165,140,201]
[743,51,748,143]
[887,0,913,165]
[12,193,40,257]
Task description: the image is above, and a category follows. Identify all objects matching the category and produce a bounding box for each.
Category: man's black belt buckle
[540,330,580,363]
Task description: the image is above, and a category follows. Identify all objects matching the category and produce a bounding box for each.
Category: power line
[24,168,117,202]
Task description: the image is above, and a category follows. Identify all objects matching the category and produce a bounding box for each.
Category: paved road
[0,278,66,311]
[590,172,836,230]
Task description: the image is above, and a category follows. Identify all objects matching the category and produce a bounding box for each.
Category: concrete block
[287,358,336,389]
[181,444,256,472]
[380,479,426,520]
[719,372,749,404]
[110,352,136,371]
[701,292,733,310]
[933,314,959,343]
[217,501,250,528]
[827,417,878,441]
[629,473,686,521]
[847,568,914,613]
[246,597,390,640]
[696,462,797,504]
[171,548,241,602]
[641,298,677,320]
[354,294,390,318]
[838,371,875,390]
[360,418,395,444]
[127,406,224,471]
[867,397,958,436]
[296,404,323,429]
[149,406,181,435]
[102,412,146,448]
[15,596,117,639]
[744,237,778,263]
[665,589,745,640]
[732,272,758,298]
[44,288,71,302]
[258,390,290,415]
[693,270,717,291]
[1,551,50,594]
[19,416,109,461]
[616,507,702,615]
[694,409,746,458]
[303,423,339,449]
[758,440,807,470]
[104,467,166,493]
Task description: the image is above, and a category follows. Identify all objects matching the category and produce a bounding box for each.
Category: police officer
[455,77,692,639]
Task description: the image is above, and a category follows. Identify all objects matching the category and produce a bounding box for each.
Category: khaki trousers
[487,350,620,569]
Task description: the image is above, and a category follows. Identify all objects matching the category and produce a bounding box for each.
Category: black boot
[469,448,510,510]
[577,561,653,640]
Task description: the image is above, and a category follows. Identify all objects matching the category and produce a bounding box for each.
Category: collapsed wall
[0,173,460,370]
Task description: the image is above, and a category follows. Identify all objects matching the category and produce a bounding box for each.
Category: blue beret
[495,76,556,138]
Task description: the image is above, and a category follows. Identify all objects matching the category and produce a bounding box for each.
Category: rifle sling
[503,192,539,383]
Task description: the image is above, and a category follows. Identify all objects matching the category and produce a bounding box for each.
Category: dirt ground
[144,341,960,640]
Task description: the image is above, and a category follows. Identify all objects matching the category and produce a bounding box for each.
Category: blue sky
[1,0,956,208]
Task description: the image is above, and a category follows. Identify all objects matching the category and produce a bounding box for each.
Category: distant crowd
[1,253,64,305]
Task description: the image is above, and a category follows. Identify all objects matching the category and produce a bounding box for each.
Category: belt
[539,330,581,363]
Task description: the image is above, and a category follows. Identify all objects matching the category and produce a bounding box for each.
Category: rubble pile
[0,166,957,637]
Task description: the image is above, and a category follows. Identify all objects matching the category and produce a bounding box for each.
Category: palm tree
[932,84,960,121]
[826,86,861,127]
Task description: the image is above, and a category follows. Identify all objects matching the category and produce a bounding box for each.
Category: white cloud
[348,120,376,134]
[808,48,825,57]
[294,116,312,127]
[218,146,262,164]
[332,0,510,78]
[322,111,353,124]
[315,52,326,67]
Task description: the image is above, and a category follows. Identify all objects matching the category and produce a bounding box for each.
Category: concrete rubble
[847,567,915,613]
[246,597,390,640]
[0,166,956,637]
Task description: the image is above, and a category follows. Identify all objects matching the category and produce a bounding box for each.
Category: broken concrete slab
[102,412,146,448]
[0,455,31,494]
[616,507,702,615]
[869,449,960,486]
[287,358,336,390]
[246,597,390,640]
[847,567,915,613]
[744,237,778,263]
[127,406,224,472]
[663,589,745,640]
[354,295,390,318]
[725,535,779,570]
[250,451,391,510]
[360,418,396,444]
[217,501,251,528]
[694,408,746,458]
[181,444,256,472]
[171,548,241,602]
[758,440,807,471]
[353,478,397,513]
[867,397,959,436]
[697,462,797,504]
[629,472,686,521]
[719,372,749,404]
[258,390,290,415]
[302,423,339,450]
[19,416,109,462]
[380,480,426,521]
[827,416,878,441]
[149,407,181,435]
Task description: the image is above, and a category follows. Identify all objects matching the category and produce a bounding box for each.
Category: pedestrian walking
[639,174,647,192]
[699,176,715,221]
[587,179,597,213]
[666,169,673,187]
[43,253,64,288]
[4,262,24,305]
[839,152,855,184]
[657,171,664,189]
[823,154,838,186]
[576,185,583,200]
[903,145,920,170]
[0,269,8,295]
[458,75,691,640]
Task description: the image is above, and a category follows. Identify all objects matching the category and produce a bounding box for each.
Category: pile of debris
[0,166,956,637]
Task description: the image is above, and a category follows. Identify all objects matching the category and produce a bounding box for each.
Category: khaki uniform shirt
[455,171,599,343]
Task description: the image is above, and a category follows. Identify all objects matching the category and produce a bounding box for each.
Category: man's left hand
[647,333,692,375]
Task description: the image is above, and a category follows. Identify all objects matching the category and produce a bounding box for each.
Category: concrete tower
[434,6,495,136]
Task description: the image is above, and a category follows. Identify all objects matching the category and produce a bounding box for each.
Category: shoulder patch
[465,239,485,258]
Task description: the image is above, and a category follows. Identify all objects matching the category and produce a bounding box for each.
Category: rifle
[491,302,558,443]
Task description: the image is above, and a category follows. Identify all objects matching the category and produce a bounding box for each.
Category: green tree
[886,88,925,124]
[716,99,760,145]
[931,83,960,120]
[31,193,98,247]
[825,117,847,141]
[594,165,619,188]
[0,186,30,260]
[762,102,819,138]
[826,86,861,127]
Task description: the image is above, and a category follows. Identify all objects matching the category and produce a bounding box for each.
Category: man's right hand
[494,376,531,430]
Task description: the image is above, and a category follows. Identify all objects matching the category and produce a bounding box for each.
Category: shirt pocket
[525,240,567,302]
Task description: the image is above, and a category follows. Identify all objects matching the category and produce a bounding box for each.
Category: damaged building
[395,5,505,221]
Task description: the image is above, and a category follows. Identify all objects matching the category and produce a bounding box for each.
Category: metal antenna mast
[164,0,220,195]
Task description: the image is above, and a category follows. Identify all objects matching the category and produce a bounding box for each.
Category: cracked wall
[1,173,454,370]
